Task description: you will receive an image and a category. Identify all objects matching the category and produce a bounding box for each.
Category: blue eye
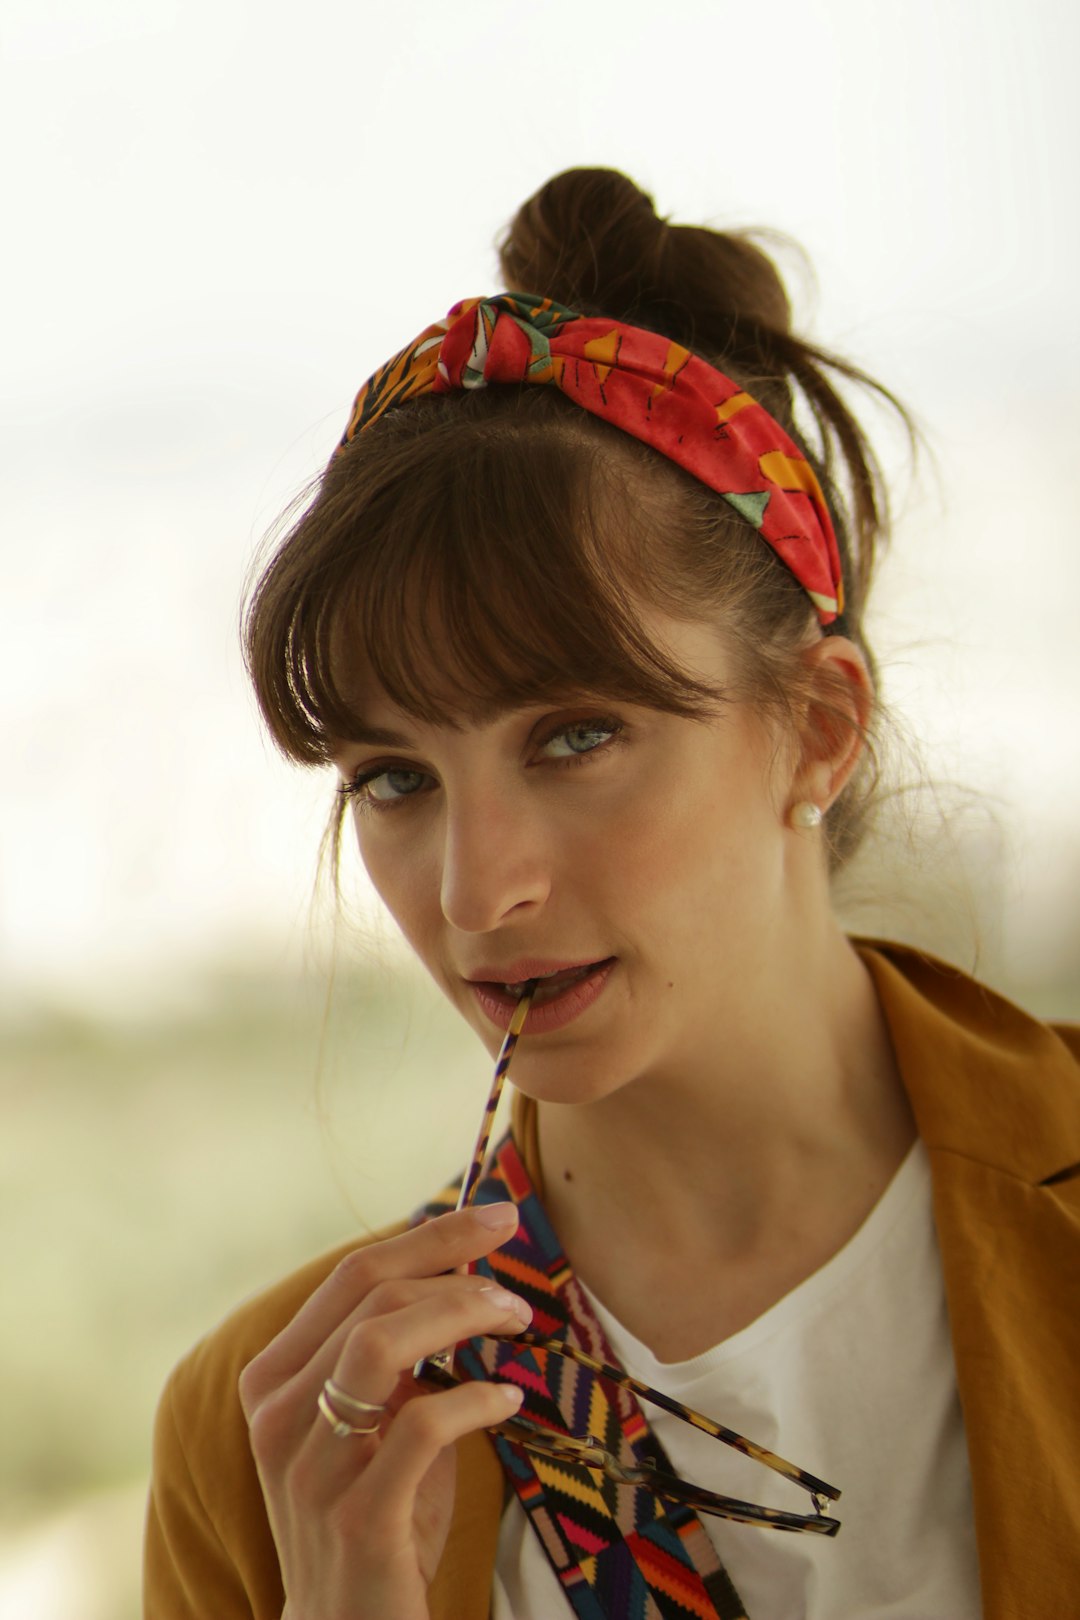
[542,720,621,759]
[344,767,428,809]
[340,715,624,815]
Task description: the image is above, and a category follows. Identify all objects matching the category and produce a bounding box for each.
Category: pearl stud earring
[790,801,823,830]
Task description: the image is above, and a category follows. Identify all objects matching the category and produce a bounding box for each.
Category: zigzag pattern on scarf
[416,1132,749,1620]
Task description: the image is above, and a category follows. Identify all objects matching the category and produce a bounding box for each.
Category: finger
[286,1379,525,1595]
[258,1259,522,1419]
[342,1379,526,1536]
[240,1203,519,1413]
[290,1281,531,1498]
[246,1270,531,1471]
[292,1277,533,1468]
[330,1282,533,1415]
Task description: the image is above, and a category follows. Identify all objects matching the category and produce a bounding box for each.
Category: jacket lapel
[860,945,1080,1617]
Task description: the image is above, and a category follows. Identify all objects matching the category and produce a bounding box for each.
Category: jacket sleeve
[144,1364,275,1620]
[142,1230,403,1620]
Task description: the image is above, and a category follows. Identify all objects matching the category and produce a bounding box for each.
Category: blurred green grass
[1,963,485,1526]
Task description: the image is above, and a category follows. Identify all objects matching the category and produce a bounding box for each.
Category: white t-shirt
[491,1138,982,1620]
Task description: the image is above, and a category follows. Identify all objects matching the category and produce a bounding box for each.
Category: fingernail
[482,1285,532,1324]
[474,1202,518,1229]
[497,1383,525,1410]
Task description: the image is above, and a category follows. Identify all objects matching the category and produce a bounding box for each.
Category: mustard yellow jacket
[144,944,1080,1620]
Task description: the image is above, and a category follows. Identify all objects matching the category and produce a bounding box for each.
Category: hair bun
[498,168,663,314]
[497,166,916,662]
[497,166,792,355]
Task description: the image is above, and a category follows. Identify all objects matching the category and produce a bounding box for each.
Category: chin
[506,1051,640,1110]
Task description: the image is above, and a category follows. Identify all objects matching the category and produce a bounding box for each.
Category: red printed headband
[337,294,844,625]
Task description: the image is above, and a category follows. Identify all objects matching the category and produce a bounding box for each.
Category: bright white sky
[2,0,1078,1013]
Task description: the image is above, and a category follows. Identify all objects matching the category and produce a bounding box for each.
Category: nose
[439,788,552,934]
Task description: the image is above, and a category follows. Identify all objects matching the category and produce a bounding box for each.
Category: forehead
[327,606,732,756]
[326,586,600,717]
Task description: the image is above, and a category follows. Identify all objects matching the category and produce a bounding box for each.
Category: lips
[465,957,617,1034]
[465,956,609,987]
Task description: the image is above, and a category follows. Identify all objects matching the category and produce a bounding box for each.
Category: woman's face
[335,610,812,1103]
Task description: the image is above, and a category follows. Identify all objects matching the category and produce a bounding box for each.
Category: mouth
[465,958,617,1033]
[468,958,614,999]
[511,962,613,1005]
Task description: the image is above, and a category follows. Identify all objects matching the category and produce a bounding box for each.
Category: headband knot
[338,293,844,625]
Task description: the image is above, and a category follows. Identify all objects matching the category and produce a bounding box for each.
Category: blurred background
[1,0,1078,1614]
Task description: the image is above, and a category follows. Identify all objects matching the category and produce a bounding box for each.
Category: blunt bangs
[244,389,727,765]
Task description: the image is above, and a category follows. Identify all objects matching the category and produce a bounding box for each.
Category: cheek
[579,780,714,928]
[608,754,779,913]
[354,824,439,949]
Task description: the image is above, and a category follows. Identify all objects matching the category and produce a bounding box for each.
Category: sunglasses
[415,986,842,1535]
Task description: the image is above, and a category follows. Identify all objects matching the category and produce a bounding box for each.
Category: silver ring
[316,1386,382,1438]
[324,1377,387,1421]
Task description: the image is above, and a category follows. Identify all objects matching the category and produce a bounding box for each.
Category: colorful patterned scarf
[418,1129,750,1620]
[337,293,843,626]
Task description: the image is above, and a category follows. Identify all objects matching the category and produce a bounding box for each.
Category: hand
[239,1202,530,1620]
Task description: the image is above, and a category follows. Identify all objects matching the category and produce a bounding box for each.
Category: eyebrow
[337,692,605,754]
[338,703,526,750]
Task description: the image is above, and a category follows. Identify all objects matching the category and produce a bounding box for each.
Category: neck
[535,931,915,1282]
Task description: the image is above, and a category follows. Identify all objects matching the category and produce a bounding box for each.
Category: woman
[144,169,1080,1620]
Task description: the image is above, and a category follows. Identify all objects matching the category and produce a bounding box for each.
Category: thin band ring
[316,1387,382,1438]
[324,1377,387,1421]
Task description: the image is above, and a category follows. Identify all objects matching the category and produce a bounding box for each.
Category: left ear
[789,636,874,812]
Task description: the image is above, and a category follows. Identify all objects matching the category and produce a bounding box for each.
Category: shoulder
[1051,1022,1080,1065]
[855,936,1079,1076]
[855,938,1080,1184]
[145,1223,407,1620]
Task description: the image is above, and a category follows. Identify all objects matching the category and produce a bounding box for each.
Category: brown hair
[244,167,915,869]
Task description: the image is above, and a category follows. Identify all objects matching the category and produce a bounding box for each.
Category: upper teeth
[502,968,566,992]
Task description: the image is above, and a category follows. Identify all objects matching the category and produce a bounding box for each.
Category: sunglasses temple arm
[498,1330,841,1506]
[455,985,535,1212]
[420,985,535,1382]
